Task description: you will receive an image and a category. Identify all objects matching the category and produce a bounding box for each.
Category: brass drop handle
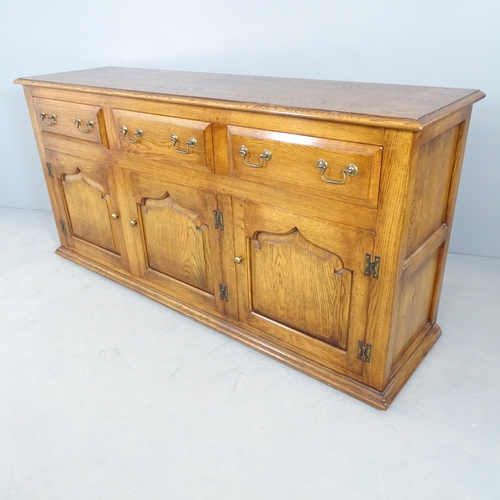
[121,125,143,144]
[317,160,358,185]
[40,112,57,126]
[239,145,272,168]
[75,118,94,134]
[130,220,137,227]
[111,213,119,220]
[234,256,243,264]
[170,134,197,154]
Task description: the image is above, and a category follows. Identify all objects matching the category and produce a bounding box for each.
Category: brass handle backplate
[239,145,272,168]
[121,125,143,144]
[75,118,95,134]
[40,112,57,126]
[317,160,358,185]
[170,134,197,154]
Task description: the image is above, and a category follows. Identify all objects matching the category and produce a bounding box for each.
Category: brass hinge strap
[219,284,229,302]
[357,341,371,363]
[59,220,67,235]
[46,162,54,178]
[364,253,380,279]
[213,210,224,230]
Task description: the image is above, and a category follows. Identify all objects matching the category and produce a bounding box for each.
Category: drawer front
[228,125,383,208]
[34,97,107,146]
[112,109,214,172]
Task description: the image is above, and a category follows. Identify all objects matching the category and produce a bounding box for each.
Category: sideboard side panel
[388,106,473,376]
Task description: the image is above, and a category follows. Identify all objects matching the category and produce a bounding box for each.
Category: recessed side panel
[405,126,459,257]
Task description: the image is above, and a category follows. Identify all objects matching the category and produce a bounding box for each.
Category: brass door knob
[130,220,137,227]
[111,213,120,220]
[234,256,243,264]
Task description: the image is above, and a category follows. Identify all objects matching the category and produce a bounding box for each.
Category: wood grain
[392,250,441,364]
[234,200,374,375]
[123,169,224,315]
[45,149,127,272]
[430,113,472,324]
[16,67,485,130]
[250,228,351,350]
[33,97,108,146]
[227,125,383,208]
[112,108,213,172]
[140,193,211,293]
[61,170,116,253]
[17,69,484,409]
[405,125,459,256]
[364,129,417,390]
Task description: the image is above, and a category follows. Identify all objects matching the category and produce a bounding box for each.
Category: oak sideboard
[15,67,484,409]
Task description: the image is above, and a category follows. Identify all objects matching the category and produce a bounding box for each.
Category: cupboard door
[233,200,375,375]
[46,150,128,271]
[123,170,224,315]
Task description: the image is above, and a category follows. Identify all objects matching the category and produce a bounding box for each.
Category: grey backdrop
[1,0,498,258]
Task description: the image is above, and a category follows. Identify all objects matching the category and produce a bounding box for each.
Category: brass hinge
[364,253,380,279]
[59,220,67,235]
[213,210,224,230]
[46,162,54,178]
[219,284,229,302]
[357,341,372,363]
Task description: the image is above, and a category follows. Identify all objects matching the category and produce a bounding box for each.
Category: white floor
[0,207,499,500]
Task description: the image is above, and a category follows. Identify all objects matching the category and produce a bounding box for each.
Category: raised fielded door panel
[233,200,375,375]
[123,170,224,315]
[46,149,127,271]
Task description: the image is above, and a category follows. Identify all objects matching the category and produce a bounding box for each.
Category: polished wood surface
[227,125,383,208]
[405,126,458,256]
[250,229,351,349]
[15,67,485,130]
[123,170,223,316]
[45,149,126,272]
[234,199,374,376]
[15,68,484,409]
[34,97,108,146]
[112,109,213,172]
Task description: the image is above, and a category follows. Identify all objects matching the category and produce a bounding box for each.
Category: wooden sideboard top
[15,66,485,130]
